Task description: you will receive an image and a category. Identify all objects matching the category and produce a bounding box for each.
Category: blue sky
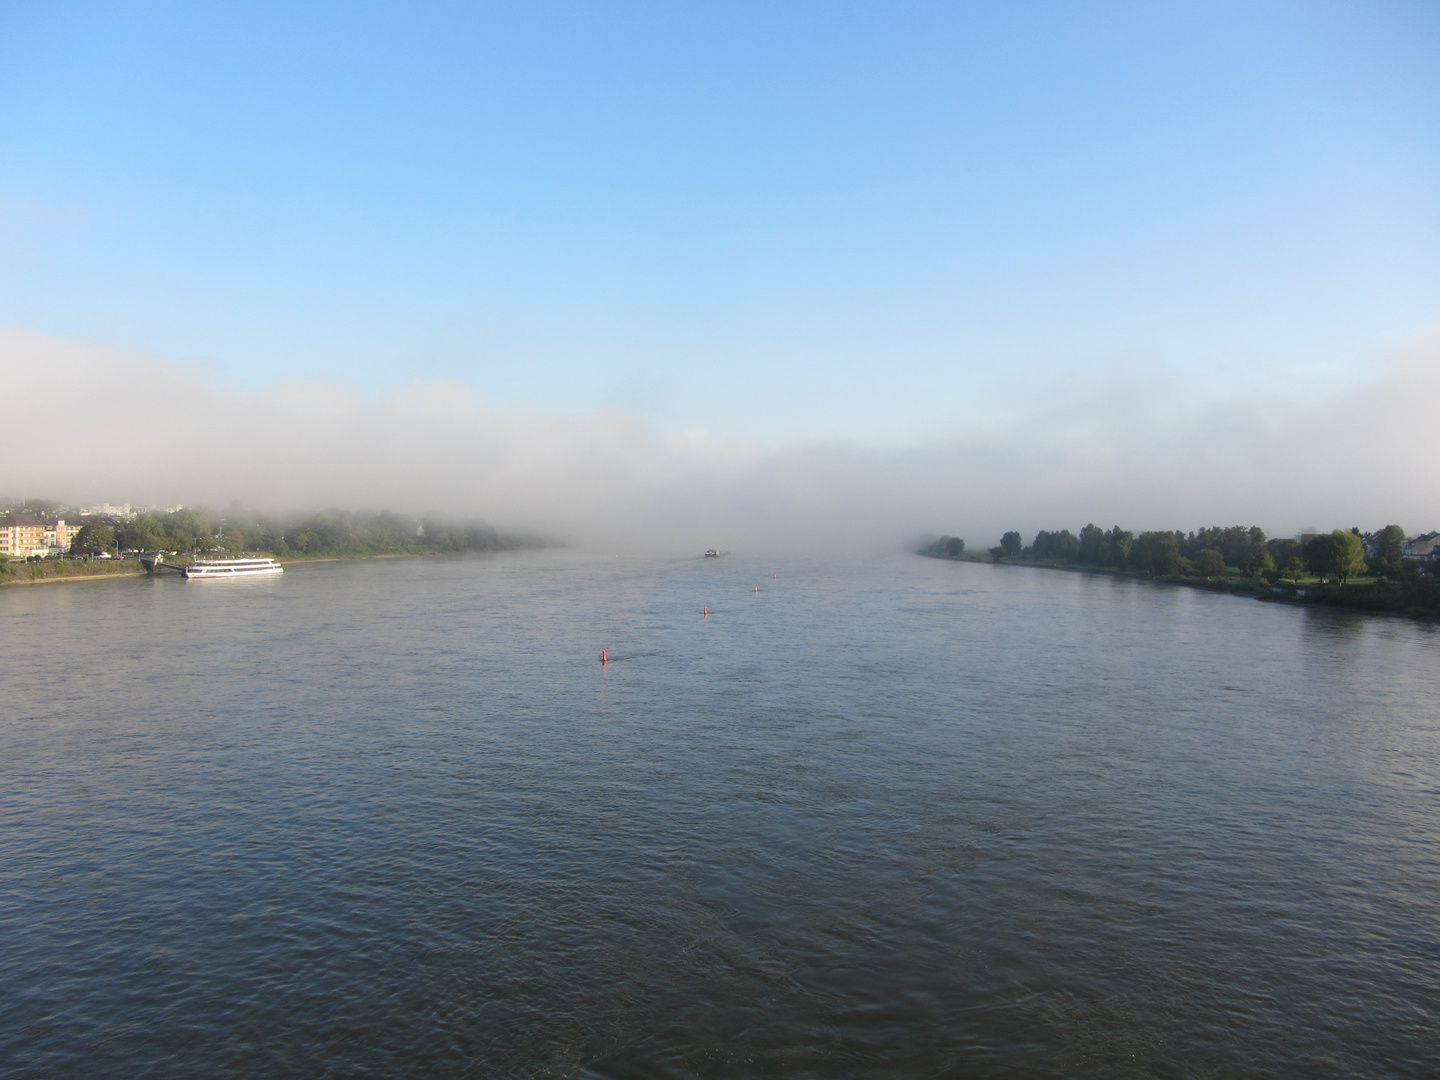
[2,1,1438,443]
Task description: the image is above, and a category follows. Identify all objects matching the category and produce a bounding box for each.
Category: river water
[1,551,1437,1077]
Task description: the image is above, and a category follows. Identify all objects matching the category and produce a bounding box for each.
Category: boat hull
[184,559,284,579]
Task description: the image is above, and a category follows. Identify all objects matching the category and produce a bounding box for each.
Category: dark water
[2,552,1438,1078]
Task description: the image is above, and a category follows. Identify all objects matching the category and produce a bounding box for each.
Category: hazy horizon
[3,326,1436,556]
[2,3,1437,554]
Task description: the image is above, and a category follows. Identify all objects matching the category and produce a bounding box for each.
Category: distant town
[0,502,184,561]
[0,498,538,584]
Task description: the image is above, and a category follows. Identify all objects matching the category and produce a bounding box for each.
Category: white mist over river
[4,327,1440,552]
[2,552,1438,1076]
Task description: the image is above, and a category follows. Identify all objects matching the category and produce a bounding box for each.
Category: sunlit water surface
[2,552,1438,1077]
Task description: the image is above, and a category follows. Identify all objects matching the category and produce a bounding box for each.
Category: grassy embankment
[922,550,1440,619]
[0,557,148,586]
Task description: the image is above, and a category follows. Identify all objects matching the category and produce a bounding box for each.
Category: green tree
[117,523,169,552]
[945,537,964,557]
[162,507,212,544]
[1000,531,1022,558]
[1077,523,1106,564]
[1284,556,1305,583]
[1266,537,1301,568]
[1030,529,1080,562]
[1331,529,1367,585]
[1373,525,1405,576]
[70,523,115,556]
[1304,534,1339,582]
[1131,531,1181,577]
[1192,549,1226,578]
[1181,526,1267,568]
[1106,526,1133,569]
[1245,549,1276,579]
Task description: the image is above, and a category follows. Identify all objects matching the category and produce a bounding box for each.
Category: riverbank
[0,546,530,588]
[0,559,149,586]
[921,551,1440,619]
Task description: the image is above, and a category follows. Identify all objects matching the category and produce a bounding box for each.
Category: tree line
[964,522,1420,586]
[60,506,534,559]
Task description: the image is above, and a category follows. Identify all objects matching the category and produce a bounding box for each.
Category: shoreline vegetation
[922,525,1440,620]
[0,504,545,587]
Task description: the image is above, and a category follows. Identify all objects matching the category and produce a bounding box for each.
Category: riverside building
[0,512,46,557]
[0,514,84,558]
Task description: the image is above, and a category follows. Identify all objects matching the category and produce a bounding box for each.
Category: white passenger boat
[184,557,284,579]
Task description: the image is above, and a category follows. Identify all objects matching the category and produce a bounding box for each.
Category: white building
[80,503,134,521]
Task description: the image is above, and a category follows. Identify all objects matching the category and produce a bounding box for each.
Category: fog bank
[2,328,1436,554]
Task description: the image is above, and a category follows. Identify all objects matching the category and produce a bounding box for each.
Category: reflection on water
[1,552,1438,1077]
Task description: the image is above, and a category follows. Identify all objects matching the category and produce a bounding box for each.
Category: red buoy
[601,650,607,664]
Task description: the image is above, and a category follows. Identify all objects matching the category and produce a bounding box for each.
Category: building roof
[0,512,44,528]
